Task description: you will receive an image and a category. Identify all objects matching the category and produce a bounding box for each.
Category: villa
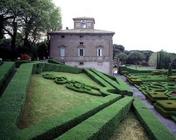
[48,17,115,74]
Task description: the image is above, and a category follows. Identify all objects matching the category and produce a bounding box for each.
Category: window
[81,20,87,28]
[60,47,65,57]
[61,35,65,38]
[78,48,85,56]
[80,42,84,45]
[97,48,102,57]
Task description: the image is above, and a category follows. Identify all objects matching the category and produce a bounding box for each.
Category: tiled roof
[48,29,115,35]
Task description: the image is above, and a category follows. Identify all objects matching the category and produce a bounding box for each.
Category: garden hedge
[118,66,152,75]
[56,96,133,140]
[146,92,168,102]
[15,60,31,68]
[0,63,33,139]
[90,69,132,96]
[33,63,82,74]
[84,69,109,87]
[0,62,15,96]
[48,59,64,65]
[154,100,176,117]
[18,94,122,140]
[133,98,175,140]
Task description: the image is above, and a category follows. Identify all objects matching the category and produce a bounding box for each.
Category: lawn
[109,112,150,140]
[19,72,103,128]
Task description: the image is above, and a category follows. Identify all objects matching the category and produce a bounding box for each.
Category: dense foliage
[0,0,62,60]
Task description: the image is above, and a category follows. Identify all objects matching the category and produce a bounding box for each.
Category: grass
[19,73,103,128]
[109,112,150,140]
[127,65,156,70]
[45,71,103,88]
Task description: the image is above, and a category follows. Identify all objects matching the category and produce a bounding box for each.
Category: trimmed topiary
[42,73,55,80]
[146,92,168,102]
[66,81,91,93]
[155,100,176,111]
[55,76,68,84]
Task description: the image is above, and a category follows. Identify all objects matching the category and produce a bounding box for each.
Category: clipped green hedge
[84,69,108,87]
[33,63,82,74]
[118,66,152,75]
[155,100,176,111]
[42,73,56,80]
[146,92,168,102]
[15,60,31,68]
[90,69,132,96]
[154,104,175,118]
[55,76,68,84]
[48,59,63,65]
[18,94,122,140]
[0,63,33,139]
[56,96,133,140]
[0,62,15,96]
[133,98,175,140]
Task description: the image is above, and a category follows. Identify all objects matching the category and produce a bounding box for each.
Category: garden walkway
[116,74,176,136]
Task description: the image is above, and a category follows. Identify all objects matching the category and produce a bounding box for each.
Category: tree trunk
[11,21,17,60]
[0,15,4,39]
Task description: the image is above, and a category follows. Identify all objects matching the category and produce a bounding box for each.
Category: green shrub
[56,96,133,140]
[15,60,31,68]
[146,92,168,102]
[133,98,175,140]
[0,63,33,139]
[65,81,102,97]
[83,69,107,87]
[154,104,175,118]
[42,73,56,80]
[55,76,68,84]
[155,100,176,111]
[44,63,82,74]
[0,62,15,96]
[90,69,132,96]
[48,59,63,65]
[18,95,121,140]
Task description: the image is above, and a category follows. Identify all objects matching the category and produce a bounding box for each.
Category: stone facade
[48,17,115,74]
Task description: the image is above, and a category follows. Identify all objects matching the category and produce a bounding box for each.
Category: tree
[113,44,125,58]
[0,0,62,59]
[127,51,145,64]
[115,52,128,64]
[156,50,171,69]
[21,0,62,47]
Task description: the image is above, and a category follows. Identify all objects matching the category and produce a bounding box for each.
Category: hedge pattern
[133,98,175,140]
[56,96,133,140]
[0,62,135,139]
[0,62,15,96]
[90,69,132,96]
[18,95,121,140]
[121,65,176,120]
[42,73,105,97]
[0,63,33,139]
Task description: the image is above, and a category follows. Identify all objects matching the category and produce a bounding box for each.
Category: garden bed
[19,72,103,128]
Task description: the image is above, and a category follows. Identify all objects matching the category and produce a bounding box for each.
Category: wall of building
[66,61,111,74]
[49,34,113,74]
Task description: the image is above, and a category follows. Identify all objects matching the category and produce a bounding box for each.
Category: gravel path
[116,74,176,136]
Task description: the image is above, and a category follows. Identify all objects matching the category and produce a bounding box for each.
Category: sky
[53,0,176,53]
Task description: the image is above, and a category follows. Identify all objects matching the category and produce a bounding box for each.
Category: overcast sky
[53,0,176,53]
